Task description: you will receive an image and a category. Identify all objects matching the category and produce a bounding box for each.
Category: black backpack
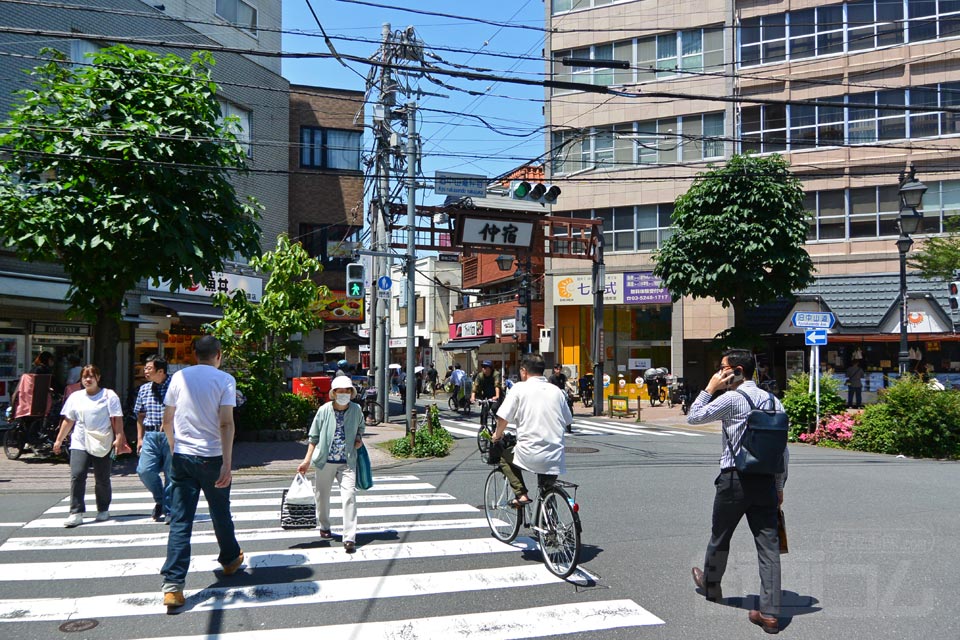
[726,390,788,476]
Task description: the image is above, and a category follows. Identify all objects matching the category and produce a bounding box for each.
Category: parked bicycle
[361,386,383,426]
[483,460,582,578]
[3,396,67,461]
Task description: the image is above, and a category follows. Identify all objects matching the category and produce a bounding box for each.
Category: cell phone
[731,369,744,383]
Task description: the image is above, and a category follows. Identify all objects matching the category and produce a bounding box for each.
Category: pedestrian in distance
[687,348,789,635]
[427,362,439,397]
[53,364,128,527]
[160,335,243,610]
[135,355,172,523]
[297,376,365,554]
[491,353,572,507]
[65,354,83,386]
[845,359,864,409]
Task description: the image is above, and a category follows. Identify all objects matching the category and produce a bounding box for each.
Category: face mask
[334,393,352,405]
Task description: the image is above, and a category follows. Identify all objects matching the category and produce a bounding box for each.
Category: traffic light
[346,263,365,300]
[511,180,561,205]
[518,288,529,305]
[517,273,530,305]
[950,281,960,311]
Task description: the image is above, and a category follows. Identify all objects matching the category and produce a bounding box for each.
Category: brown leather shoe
[691,567,722,602]
[749,610,779,634]
[343,541,356,553]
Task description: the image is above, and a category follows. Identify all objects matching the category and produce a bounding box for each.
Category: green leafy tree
[909,218,960,280]
[653,154,815,343]
[0,45,261,385]
[208,235,327,430]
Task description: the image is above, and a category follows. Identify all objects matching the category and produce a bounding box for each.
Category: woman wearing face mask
[297,376,364,553]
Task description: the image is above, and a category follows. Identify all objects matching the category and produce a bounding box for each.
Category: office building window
[218,100,251,156]
[216,0,258,35]
[300,127,362,171]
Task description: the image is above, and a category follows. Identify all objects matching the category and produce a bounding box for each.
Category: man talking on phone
[686,348,788,635]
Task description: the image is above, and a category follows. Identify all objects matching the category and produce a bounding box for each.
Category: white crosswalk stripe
[0,473,664,637]
[439,415,705,439]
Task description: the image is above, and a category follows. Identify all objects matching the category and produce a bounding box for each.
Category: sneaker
[152,503,163,522]
[95,511,109,522]
[220,551,244,576]
[63,513,83,528]
[163,590,185,609]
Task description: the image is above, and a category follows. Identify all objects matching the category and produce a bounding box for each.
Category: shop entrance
[29,336,90,392]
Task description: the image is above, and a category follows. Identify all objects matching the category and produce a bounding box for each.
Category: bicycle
[361,387,383,426]
[483,463,582,578]
[475,398,498,460]
[447,386,472,416]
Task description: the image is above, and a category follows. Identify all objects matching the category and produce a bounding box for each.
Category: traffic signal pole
[404,102,418,433]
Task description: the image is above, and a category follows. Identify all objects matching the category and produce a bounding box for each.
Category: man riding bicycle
[450,363,468,410]
[471,360,502,425]
[491,353,572,508]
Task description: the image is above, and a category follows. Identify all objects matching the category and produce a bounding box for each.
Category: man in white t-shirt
[492,353,572,507]
[159,335,242,609]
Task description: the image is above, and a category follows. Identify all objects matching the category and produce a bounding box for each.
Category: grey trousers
[703,469,782,616]
[69,448,112,514]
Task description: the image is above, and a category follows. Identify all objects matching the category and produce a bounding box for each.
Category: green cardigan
[309,401,365,470]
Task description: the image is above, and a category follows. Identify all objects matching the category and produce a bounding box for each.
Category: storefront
[553,271,673,382]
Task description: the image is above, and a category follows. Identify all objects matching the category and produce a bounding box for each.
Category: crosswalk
[442,415,708,440]
[0,474,664,638]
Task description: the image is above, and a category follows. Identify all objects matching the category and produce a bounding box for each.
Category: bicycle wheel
[365,401,383,426]
[483,468,521,543]
[536,488,582,578]
[3,423,25,460]
[479,402,490,429]
[448,395,458,412]
[477,424,491,458]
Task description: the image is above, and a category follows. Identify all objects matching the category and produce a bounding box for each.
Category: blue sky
[281,0,548,205]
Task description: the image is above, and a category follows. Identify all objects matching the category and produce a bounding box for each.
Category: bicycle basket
[483,432,516,465]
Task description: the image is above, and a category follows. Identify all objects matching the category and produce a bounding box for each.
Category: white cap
[331,376,354,391]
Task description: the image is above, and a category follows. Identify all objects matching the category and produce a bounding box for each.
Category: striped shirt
[687,381,789,490]
[134,377,170,430]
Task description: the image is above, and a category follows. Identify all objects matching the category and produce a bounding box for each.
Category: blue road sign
[377,276,392,291]
[805,328,828,346]
[792,311,836,329]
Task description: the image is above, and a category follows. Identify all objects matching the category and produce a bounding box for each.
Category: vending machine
[0,334,26,426]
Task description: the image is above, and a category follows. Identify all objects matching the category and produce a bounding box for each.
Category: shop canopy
[145,296,221,320]
[440,336,493,351]
[324,327,366,347]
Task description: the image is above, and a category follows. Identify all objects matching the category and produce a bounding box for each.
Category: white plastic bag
[285,472,315,505]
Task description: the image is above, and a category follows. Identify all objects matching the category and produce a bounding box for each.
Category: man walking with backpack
[687,349,789,635]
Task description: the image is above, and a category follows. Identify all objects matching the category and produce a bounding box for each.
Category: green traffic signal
[350,282,363,296]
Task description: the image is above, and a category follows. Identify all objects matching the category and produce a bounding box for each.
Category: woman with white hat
[297,376,365,553]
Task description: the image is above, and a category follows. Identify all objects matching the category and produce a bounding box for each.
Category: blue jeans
[161,453,240,591]
[137,431,172,515]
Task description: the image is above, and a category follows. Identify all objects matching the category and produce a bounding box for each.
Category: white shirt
[496,375,571,475]
[164,365,236,457]
[62,388,123,452]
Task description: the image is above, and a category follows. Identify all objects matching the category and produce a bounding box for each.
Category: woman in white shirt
[53,364,126,528]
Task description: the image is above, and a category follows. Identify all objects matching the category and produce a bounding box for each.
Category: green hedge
[852,375,960,459]
[781,372,846,440]
[390,406,453,458]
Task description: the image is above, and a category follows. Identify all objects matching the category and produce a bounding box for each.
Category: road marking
[46,492,456,514]
[572,420,674,437]
[0,518,496,551]
[0,522,25,528]
[0,564,564,622]
[96,481,435,502]
[138,600,663,639]
[442,424,479,437]
[0,536,537,581]
[23,503,479,529]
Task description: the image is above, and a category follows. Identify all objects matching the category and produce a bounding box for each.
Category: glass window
[637,230,658,251]
[216,0,257,34]
[703,112,725,157]
[614,124,635,166]
[908,0,938,41]
[594,43,614,86]
[818,190,847,239]
[613,206,633,230]
[681,115,703,161]
[594,128,615,168]
[636,37,657,83]
[817,5,845,55]
[741,17,762,45]
[910,86,941,137]
[636,120,658,164]
[637,204,657,228]
[848,1,877,51]
[681,30,703,71]
[613,41,634,85]
[877,0,905,46]
[789,104,817,149]
[789,9,817,58]
[657,34,678,77]
[877,89,906,140]
[817,102,845,146]
[552,50,572,87]
[658,118,678,162]
[658,203,675,227]
[704,28,724,70]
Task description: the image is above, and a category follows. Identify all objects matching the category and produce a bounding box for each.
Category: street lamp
[897,164,927,376]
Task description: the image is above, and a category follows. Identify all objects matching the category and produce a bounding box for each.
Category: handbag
[84,428,113,458]
[356,444,373,490]
[778,509,789,554]
[280,488,317,530]
[285,473,315,505]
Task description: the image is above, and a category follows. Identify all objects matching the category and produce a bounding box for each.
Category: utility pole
[404,102,418,432]
[592,220,605,416]
[371,23,393,420]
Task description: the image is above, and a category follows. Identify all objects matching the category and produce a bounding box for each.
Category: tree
[909,218,960,280]
[208,235,327,430]
[653,154,815,342]
[0,45,261,385]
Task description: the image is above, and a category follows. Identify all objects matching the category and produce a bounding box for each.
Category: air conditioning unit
[540,328,552,352]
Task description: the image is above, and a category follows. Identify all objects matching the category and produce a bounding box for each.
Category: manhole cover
[59,620,99,633]
[566,446,599,454]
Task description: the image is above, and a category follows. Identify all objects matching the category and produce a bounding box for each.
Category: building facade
[545,0,959,393]
[0,0,288,404]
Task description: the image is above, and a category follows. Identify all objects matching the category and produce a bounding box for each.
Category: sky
[281,0,548,206]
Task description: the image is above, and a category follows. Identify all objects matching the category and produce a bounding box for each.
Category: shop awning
[324,327,366,347]
[440,336,493,351]
[146,296,221,320]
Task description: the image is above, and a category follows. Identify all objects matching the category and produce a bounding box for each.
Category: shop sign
[555,272,669,306]
[389,337,423,348]
[628,358,652,371]
[449,318,494,339]
[515,308,528,332]
[31,321,91,336]
[501,317,516,335]
[148,272,264,302]
[310,291,364,323]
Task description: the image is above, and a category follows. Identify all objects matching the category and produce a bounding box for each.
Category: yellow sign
[609,396,630,415]
[311,290,364,323]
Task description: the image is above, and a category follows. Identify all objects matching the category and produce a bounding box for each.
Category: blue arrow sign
[792,311,835,329]
[805,328,828,346]
[377,276,392,291]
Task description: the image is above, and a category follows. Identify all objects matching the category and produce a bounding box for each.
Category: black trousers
[703,469,781,616]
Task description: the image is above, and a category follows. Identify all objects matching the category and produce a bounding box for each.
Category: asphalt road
[0,407,958,639]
